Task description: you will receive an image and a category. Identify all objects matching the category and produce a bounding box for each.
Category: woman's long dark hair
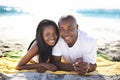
[28,19,59,62]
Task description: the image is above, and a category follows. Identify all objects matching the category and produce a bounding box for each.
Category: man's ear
[76,24,78,29]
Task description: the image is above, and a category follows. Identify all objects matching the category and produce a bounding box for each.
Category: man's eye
[69,27,74,31]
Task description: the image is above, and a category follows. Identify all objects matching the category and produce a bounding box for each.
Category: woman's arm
[16,62,57,71]
[16,41,57,71]
[16,41,39,70]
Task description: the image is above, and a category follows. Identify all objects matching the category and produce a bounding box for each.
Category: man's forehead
[60,19,76,25]
[59,15,77,23]
[59,22,76,29]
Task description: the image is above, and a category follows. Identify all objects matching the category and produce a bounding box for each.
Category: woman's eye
[53,33,57,36]
[46,33,50,37]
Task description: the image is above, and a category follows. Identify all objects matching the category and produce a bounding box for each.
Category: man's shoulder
[78,29,96,44]
[54,37,66,47]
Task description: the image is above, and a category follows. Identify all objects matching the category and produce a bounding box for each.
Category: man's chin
[64,40,71,44]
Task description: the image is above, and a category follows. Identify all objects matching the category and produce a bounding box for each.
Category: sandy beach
[0,13,120,80]
[0,0,120,79]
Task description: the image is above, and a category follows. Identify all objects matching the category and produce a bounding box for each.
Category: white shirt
[52,30,97,64]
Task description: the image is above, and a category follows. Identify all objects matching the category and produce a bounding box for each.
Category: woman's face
[43,26,58,46]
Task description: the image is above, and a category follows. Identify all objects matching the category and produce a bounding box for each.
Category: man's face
[59,20,78,45]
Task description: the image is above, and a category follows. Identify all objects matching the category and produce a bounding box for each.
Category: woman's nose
[50,35,54,39]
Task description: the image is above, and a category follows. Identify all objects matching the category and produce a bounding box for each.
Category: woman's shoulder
[27,39,37,50]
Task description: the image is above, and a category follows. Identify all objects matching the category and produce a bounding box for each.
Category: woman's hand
[47,63,57,71]
[42,63,57,71]
[15,66,22,70]
[36,66,46,73]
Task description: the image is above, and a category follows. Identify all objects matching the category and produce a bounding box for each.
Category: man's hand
[73,57,89,75]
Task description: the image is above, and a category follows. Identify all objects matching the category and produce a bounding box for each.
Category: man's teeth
[65,37,70,40]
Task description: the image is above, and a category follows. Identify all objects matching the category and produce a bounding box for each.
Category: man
[52,15,97,75]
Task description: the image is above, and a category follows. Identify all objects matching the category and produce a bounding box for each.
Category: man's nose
[64,31,69,36]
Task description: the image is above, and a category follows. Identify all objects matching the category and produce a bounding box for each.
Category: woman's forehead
[43,26,56,31]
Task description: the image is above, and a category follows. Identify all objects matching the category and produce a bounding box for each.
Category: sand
[0,14,120,80]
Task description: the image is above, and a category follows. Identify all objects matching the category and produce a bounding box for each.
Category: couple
[16,15,97,75]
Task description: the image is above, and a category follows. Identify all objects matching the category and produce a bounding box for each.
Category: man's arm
[75,38,97,74]
[51,56,75,71]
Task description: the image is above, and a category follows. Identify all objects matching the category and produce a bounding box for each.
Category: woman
[16,19,59,72]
